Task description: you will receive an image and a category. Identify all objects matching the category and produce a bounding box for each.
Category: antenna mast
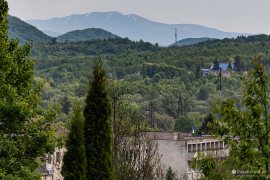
[175,28,178,46]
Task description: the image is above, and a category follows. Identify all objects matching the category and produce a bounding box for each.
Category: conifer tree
[212,57,220,70]
[234,55,242,71]
[228,62,232,70]
[61,96,72,114]
[84,58,114,180]
[166,167,176,180]
[62,103,87,180]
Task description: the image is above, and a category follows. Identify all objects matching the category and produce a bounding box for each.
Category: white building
[146,132,229,179]
[39,131,228,180]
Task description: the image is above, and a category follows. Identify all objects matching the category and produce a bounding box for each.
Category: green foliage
[174,37,212,46]
[197,114,213,135]
[234,55,242,71]
[61,96,72,114]
[0,1,56,178]
[0,0,8,37]
[110,82,164,179]
[165,167,177,180]
[142,63,183,78]
[212,57,220,70]
[57,28,118,43]
[26,18,261,133]
[2,166,41,180]
[62,103,87,180]
[84,58,114,179]
[192,153,224,179]
[197,85,210,100]
[213,55,270,175]
[174,116,195,133]
[8,15,52,44]
[29,28,254,132]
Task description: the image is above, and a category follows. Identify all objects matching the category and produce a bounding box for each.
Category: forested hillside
[57,28,118,42]
[8,15,52,44]
[172,37,214,46]
[30,34,270,131]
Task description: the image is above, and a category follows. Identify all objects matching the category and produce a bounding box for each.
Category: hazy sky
[6,0,270,34]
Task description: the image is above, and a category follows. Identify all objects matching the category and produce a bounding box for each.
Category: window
[215,141,219,149]
[188,144,192,152]
[202,143,205,151]
[197,144,201,151]
[193,144,196,151]
[207,142,210,150]
[211,142,215,150]
[219,141,224,149]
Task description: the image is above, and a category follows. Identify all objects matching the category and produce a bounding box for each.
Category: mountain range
[8,15,52,44]
[27,11,249,46]
[8,16,119,44]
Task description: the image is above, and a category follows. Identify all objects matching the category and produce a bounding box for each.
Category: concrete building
[146,132,229,179]
[39,131,228,180]
[38,147,66,180]
[38,128,67,180]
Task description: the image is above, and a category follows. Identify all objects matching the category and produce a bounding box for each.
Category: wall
[156,139,188,178]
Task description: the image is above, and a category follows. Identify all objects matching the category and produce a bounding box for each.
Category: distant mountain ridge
[8,15,52,44]
[27,11,249,46]
[57,28,118,43]
[171,37,215,46]
[7,16,118,44]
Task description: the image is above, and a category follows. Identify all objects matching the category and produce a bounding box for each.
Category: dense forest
[29,34,270,132]
[8,15,52,44]
[57,28,119,43]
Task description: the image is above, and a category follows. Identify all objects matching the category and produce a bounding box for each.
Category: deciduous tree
[213,55,270,175]
[110,82,164,180]
[0,0,56,178]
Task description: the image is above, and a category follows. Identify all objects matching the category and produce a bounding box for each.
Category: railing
[187,149,229,161]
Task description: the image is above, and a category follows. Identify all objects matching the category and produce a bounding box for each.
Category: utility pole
[148,92,155,128]
[265,50,269,174]
[219,67,222,96]
[266,51,268,73]
[177,91,183,118]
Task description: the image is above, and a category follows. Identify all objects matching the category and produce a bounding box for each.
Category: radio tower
[175,28,178,46]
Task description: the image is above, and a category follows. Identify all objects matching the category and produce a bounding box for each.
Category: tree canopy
[0,0,56,178]
[212,55,270,176]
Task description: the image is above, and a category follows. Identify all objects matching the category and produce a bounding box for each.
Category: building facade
[146,132,229,179]
[202,62,234,77]
[38,147,66,180]
[39,132,228,180]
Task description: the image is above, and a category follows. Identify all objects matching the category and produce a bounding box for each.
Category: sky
[6,0,270,34]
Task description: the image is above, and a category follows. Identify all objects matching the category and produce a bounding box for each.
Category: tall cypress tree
[84,58,114,180]
[62,103,87,180]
